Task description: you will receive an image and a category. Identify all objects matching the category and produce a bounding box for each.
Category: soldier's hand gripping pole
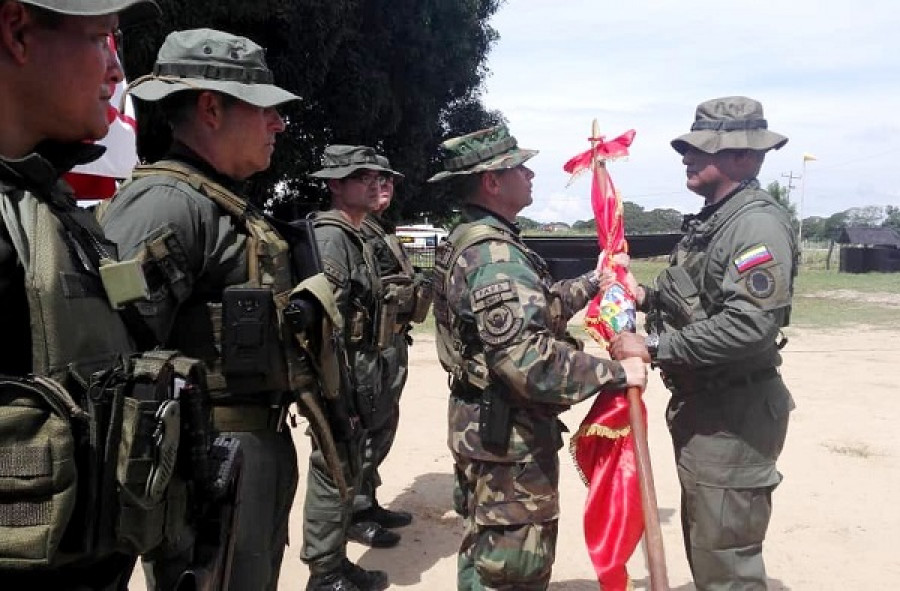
[626,385,670,591]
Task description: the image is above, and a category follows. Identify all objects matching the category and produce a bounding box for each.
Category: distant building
[395,224,448,248]
[540,222,571,233]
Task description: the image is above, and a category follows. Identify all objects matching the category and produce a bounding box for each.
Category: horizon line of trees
[515,181,900,241]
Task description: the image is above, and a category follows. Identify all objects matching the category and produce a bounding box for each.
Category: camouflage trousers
[452,451,560,590]
[667,377,793,591]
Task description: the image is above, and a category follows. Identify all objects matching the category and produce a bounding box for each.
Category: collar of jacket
[462,204,521,236]
[0,141,104,196]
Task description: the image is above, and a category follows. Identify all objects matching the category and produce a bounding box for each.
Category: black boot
[347,520,401,548]
[305,569,360,591]
[340,558,389,591]
[353,500,413,529]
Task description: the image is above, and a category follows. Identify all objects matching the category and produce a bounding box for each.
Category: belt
[212,404,283,432]
[662,366,779,397]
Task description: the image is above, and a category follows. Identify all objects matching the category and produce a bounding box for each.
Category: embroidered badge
[479,303,524,346]
[734,244,774,273]
[746,268,776,298]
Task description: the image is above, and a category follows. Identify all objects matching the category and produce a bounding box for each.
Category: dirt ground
[129,325,900,590]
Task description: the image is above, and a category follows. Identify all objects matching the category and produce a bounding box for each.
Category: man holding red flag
[428,125,647,590]
[611,96,798,590]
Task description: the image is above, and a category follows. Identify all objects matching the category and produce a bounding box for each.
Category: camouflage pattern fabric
[433,205,628,589]
[645,181,798,590]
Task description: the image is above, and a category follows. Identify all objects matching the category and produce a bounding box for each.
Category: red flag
[566,124,645,590]
[64,34,138,200]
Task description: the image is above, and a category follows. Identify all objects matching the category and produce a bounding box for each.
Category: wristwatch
[645,333,660,360]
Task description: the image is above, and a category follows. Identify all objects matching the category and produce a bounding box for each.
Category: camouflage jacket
[646,180,798,377]
[434,205,628,462]
[314,210,384,427]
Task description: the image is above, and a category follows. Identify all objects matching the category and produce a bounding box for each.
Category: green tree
[883,206,900,231]
[766,181,799,231]
[121,0,505,222]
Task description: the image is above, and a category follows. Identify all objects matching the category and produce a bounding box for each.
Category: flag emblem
[734,244,773,273]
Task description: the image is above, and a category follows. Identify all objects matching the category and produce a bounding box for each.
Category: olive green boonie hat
[671,96,788,155]
[309,145,401,180]
[20,0,160,26]
[375,155,405,180]
[427,125,537,183]
[128,28,298,108]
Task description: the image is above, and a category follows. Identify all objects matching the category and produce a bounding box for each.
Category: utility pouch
[0,375,86,569]
[409,277,433,324]
[221,286,289,395]
[99,257,149,310]
[479,388,512,455]
[378,283,400,348]
[656,266,708,328]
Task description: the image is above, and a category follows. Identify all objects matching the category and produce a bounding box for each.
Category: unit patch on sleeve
[746,268,776,299]
[733,244,774,273]
[471,280,524,347]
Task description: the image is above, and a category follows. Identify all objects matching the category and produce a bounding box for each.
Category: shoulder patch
[746,268,776,298]
[734,244,773,273]
[471,280,524,347]
[322,257,349,287]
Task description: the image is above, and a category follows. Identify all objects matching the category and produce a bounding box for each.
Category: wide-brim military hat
[20,0,160,26]
[427,125,537,183]
[375,155,405,180]
[309,145,402,179]
[128,28,298,108]
[671,96,788,155]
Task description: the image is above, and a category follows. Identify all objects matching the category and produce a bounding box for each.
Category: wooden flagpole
[591,119,670,591]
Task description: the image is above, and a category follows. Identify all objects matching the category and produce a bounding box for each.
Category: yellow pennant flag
[803,153,818,162]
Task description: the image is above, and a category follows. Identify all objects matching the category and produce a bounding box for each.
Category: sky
[480,0,900,224]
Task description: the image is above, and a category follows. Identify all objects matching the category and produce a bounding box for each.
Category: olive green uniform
[645,180,798,590]
[433,205,628,590]
[0,143,140,590]
[301,209,382,574]
[356,214,429,513]
[101,149,298,591]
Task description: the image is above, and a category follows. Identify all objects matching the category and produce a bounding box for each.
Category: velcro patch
[746,268,776,299]
[471,280,523,347]
[471,280,517,312]
[734,244,774,273]
[322,258,349,287]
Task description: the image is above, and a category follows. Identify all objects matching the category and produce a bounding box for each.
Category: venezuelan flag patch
[734,244,774,273]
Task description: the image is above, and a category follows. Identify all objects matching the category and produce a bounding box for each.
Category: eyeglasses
[346,171,387,186]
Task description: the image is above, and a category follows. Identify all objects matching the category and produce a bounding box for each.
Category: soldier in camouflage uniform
[352,155,432,540]
[100,29,301,591]
[302,145,397,591]
[610,97,798,591]
[427,126,648,590]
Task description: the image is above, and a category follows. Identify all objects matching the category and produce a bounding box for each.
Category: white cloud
[482,0,900,222]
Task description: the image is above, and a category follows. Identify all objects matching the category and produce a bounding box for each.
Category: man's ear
[481,170,502,196]
[195,91,225,129]
[0,1,31,65]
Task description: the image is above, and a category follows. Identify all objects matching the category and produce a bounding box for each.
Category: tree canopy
[121,0,504,221]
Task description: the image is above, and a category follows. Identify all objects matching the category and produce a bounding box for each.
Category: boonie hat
[309,145,401,180]
[427,125,537,183]
[671,96,788,155]
[375,155,405,180]
[128,28,298,108]
[19,0,160,26]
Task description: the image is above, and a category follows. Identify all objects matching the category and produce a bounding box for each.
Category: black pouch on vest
[221,287,289,395]
[479,388,512,455]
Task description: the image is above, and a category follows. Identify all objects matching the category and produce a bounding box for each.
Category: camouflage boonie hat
[671,96,788,155]
[20,0,160,26]
[375,155,405,180]
[309,145,401,180]
[128,28,298,108]
[427,125,538,183]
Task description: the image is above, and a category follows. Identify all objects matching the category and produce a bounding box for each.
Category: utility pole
[781,171,800,201]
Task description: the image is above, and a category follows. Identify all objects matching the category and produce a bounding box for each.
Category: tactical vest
[126,161,305,400]
[361,216,432,343]
[0,183,210,568]
[432,221,552,391]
